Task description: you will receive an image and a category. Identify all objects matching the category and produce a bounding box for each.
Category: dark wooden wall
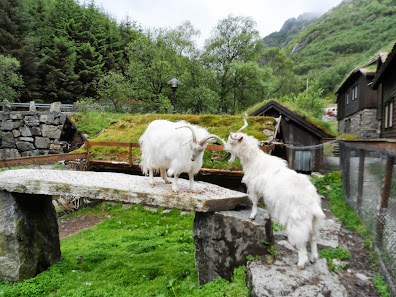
[380,61,396,138]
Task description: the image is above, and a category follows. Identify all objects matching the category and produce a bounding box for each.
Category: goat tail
[312,204,326,234]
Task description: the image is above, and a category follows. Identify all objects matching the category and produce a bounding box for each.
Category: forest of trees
[1,0,395,117]
[0,0,314,115]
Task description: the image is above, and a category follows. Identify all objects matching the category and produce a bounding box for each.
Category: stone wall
[338,108,380,139]
[0,111,69,159]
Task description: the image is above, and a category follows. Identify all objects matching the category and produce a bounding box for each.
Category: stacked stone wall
[338,108,380,139]
[0,111,68,159]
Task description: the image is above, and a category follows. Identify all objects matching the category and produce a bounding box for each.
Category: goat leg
[149,169,154,186]
[160,168,171,184]
[188,172,196,192]
[249,192,259,220]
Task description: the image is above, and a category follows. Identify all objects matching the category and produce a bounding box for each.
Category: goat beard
[228,153,237,164]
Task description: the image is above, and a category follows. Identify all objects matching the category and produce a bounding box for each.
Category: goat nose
[191,158,195,161]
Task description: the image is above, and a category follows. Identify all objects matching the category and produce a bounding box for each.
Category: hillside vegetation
[284,0,396,94]
[263,12,320,49]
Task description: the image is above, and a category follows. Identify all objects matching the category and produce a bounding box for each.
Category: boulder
[16,141,35,152]
[247,256,348,297]
[193,206,273,285]
[1,132,16,148]
[0,149,21,159]
[35,137,50,149]
[19,126,32,137]
[24,116,40,127]
[50,102,62,113]
[0,191,61,282]
[41,124,62,139]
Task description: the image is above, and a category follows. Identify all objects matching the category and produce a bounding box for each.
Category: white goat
[224,118,325,269]
[139,120,223,192]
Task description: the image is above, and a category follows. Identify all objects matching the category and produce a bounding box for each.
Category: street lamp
[167,76,180,114]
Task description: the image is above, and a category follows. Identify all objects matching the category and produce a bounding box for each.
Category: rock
[29,101,36,112]
[21,150,40,157]
[50,102,62,113]
[35,137,50,149]
[30,126,41,136]
[1,132,16,148]
[16,141,35,152]
[355,273,369,282]
[247,256,348,297]
[0,191,61,282]
[193,206,273,285]
[0,169,249,213]
[10,114,23,120]
[24,115,40,127]
[11,129,21,137]
[41,124,62,139]
[39,114,59,125]
[1,121,20,131]
[318,218,341,249]
[19,126,32,137]
[19,137,34,142]
[0,149,21,159]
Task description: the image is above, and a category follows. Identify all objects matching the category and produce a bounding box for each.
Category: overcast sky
[91,0,343,48]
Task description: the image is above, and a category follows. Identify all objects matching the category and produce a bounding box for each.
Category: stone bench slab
[0,169,249,212]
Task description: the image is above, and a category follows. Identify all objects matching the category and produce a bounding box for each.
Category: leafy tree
[230,61,273,114]
[96,71,134,112]
[126,32,181,112]
[0,54,24,103]
[259,48,300,97]
[203,15,264,112]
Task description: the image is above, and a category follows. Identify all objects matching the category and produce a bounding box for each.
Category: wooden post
[341,144,350,200]
[376,155,394,243]
[129,143,133,167]
[357,149,365,213]
[85,140,91,170]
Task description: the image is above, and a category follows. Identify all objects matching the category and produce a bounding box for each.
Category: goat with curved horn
[139,120,222,192]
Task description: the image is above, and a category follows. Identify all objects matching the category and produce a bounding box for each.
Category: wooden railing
[85,140,225,167]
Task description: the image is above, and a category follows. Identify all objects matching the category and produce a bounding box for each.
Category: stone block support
[193,206,273,285]
[0,191,61,282]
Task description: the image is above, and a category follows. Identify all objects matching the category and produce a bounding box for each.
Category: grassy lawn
[0,204,248,297]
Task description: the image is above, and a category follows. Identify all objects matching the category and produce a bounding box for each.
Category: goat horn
[236,113,248,133]
[199,135,225,146]
[176,126,197,143]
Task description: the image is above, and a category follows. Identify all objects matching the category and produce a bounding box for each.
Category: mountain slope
[282,0,396,94]
[263,12,321,48]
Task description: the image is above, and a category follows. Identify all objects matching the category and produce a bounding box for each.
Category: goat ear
[238,136,243,142]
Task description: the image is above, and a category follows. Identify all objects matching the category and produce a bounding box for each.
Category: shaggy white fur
[139,120,222,192]
[224,131,325,269]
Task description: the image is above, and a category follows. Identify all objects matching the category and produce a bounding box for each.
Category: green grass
[0,203,248,297]
[70,112,274,170]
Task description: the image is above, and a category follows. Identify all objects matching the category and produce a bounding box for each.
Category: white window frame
[346,93,349,105]
[389,101,393,128]
[385,104,389,128]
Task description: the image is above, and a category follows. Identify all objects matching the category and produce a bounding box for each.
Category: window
[385,100,393,129]
[352,85,358,100]
[346,93,349,105]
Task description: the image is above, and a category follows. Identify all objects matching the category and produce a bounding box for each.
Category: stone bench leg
[0,191,61,282]
[193,205,273,285]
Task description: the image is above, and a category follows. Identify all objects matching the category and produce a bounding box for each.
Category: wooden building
[249,100,333,173]
[335,55,386,138]
[372,43,396,138]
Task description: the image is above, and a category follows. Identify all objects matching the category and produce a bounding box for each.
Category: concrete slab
[0,169,249,212]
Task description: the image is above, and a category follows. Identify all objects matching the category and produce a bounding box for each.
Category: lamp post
[167,76,180,114]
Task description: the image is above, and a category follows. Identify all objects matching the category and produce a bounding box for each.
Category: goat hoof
[249,216,255,220]
[165,181,171,184]
[191,189,196,193]
[310,256,318,263]
[297,265,304,270]
[150,183,154,187]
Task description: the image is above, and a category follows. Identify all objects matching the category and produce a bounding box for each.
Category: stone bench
[0,169,274,283]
